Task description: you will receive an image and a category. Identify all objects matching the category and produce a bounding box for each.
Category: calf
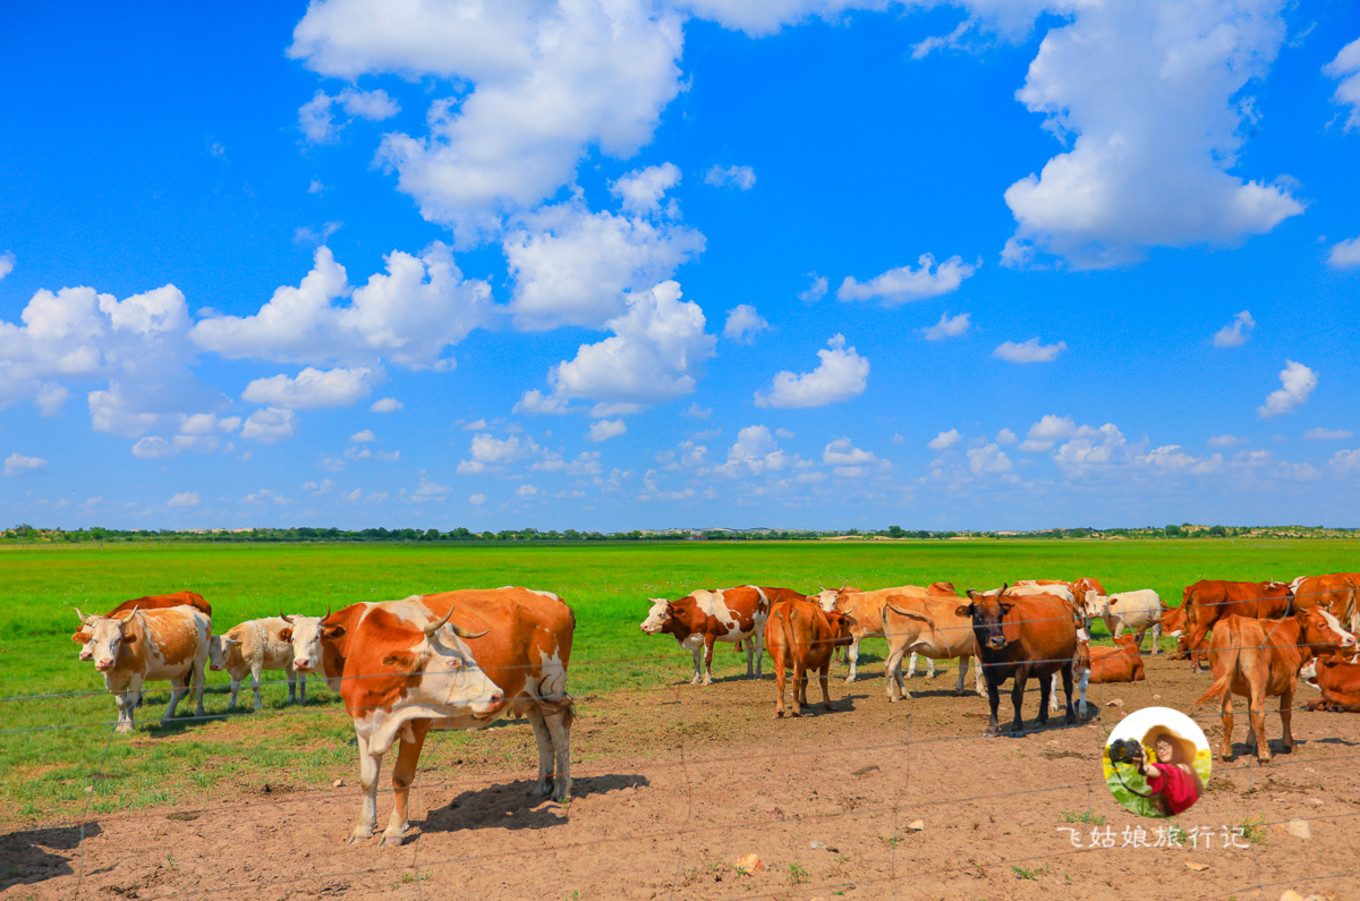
[957,587,1077,735]
[1300,654,1360,712]
[1182,579,1294,669]
[208,616,303,710]
[1085,588,1164,654]
[641,586,798,685]
[72,591,211,661]
[76,605,210,733]
[764,599,852,717]
[881,594,985,701]
[1195,608,1356,762]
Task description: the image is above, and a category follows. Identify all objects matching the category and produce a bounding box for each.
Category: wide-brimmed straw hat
[1142,724,1206,795]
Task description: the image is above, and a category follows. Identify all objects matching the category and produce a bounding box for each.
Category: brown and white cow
[641,586,799,685]
[76,605,210,733]
[208,616,303,711]
[1181,579,1295,669]
[881,593,985,701]
[1290,573,1360,632]
[1300,653,1360,712]
[1195,608,1355,762]
[764,598,852,717]
[284,587,575,844]
[1083,589,1164,654]
[818,584,955,682]
[72,591,211,661]
[957,586,1078,735]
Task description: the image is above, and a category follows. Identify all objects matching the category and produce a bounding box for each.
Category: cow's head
[1113,634,1141,652]
[208,634,242,672]
[824,610,854,648]
[72,609,96,660]
[1299,657,1320,691]
[640,598,674,635]
[83,609,140,672]
[811,589,840,613]
[370,608,504,720]
[1073,630,1091,678]
[1297,607,1357,654]
[281,610,344,673]
[957,586,1016,651]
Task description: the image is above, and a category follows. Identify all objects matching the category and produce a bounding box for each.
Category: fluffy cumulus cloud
[922,311,970,341]
[715,425,796,476]
[799,275,828,303]
[541,280,717,406]
[611,162,682,214]
[457,432,542,474]
[166,491,200,508]
[822,437,886,477]
[754,334,868,409]
[587,418,627,442]
[993,337,1066,363]
[1018,414,1080,452]
[370,397,403,412]
[503,192,704,330]
[837,253,977,306]
[298,87,399,143]
[241,407,296,443]
[723,304,769,343]
[1328,236,1360,269]
[1213,310,1255,347]
[290,0,686,244]
[928,429,962,450]
[1258,360,1317,417]
[703,164,756,189]
[1001,0,1302,269]
[676,0,886,37]
[1304,427,1352,441]
[4,452,47,476]
[967,443,1014,475]
[0,251,14,281]
[192,244,492,370]
[242,366,378,409]
[132,413,242,459]
[1325,36,1360,131]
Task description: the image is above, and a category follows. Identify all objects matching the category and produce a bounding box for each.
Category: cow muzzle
[209,663,222,671]
[294,659,312,672]
[472,691,507,720]
[95,658,114,671]
[987,636,1007,650]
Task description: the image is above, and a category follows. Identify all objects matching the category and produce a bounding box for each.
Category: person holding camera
[1132,725,1204,816]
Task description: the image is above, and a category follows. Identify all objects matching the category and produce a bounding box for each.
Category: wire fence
[4,584,1360,899]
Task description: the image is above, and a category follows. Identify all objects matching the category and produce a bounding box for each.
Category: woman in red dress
[1137,724,1205,816]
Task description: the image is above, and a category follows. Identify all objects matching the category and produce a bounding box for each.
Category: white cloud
[370,397,403,413]
[1324,36,1360,131]
[166,491,200,508]
[514,389,573,415]
[291,1,685,244]
[967,443,1013,475]
[799,275,828,303]
[996,428,1017,445]
[131,437,174,459]
[716,425,795,476]
[192,244,492,370]
[4,452,48,476]
[588,419,627,442]
[0,252,13,280]
[922,311,970,341]
[241,407,296,443]
[1258,360,1317,417]
[703,164,756,190]
[611,163,681,214]
[684,403,711,419]
[723,304,769,343]
[754,333,868,409]
[293,221,343,247]
[1327,236,1360,269]
[590,401,641,418]
[242,366,377,409]
[469,492,486,505]
[350,429,377,443]
[411,471,450,502]
[678,0,878,37]
[504,197,704,330]
[928,429,961,450]
[837,253,977,306]
[131,414,241,459]
[822,438,883,477]
[993,337,1066,363]
[1019,414,1078,452]
[34,383,69,416]
[1001,0,1302,269]
[308,179,326,194]
[1212,310,1255,347]
[544,280,717,406]
[299,88,400,144]
[1304,427,1353,441]
[1052,423,1130,476]
[464,432,540,470]
[1208,434,1246,448]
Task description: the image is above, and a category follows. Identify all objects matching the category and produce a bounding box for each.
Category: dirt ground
[4,650,1360,901]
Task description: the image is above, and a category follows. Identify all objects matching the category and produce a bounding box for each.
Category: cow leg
[773,658,788,718]
[285,661,298,705]
[109,674,136,734]
[544,705,572,802]
[984,677,1001,736]
[250,663,264,712]
[191,655,206,718]
[973,657,986,696]
[351,731,382,842]
[690,643,703,685]
[525,705,556,797]
[884,644,908,703]
[299,670,307,704]
[382,720,431,846]
[819,659,833,710]
[161,672,188,726]
[1077,666,1090,719]
[793,662,807,716]
[1279,684,1295,755]
[1034,669,1050,728]
[954,655,967,694]
[1250,680,1271,763]
[228,675,242,710]
[1047,673,1061,714]
[1061,662,1075,725]
[743,636,755,678]
[702,635,716,686]
[1218,691,1235,761]
[1113,620,1125,640]
[845,636,861,683]
[1011,671,1029,732]
[1150,623,1162,656]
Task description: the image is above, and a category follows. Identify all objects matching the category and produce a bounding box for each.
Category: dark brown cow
[72,591,211,660]
[957,586,1077,735]
[1195,609,1355,762]
[1181,579,1294,669]
[641,586,802,685]
[764,598,852,717]
[1301,654,1360,712]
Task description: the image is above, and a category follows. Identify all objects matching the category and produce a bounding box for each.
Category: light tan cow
[820,583,956,682]
[208,616,303,711]
[77,605,210,733]
[881,593,985,701]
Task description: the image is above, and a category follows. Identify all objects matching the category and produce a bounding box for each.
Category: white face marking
[1299,658,1318,688]
[86,615,132,671]
[208,635,226,671]
[640,598,670,634]
[1318,609,1357,647]
[813,590,839,612]
[285,615,328,672]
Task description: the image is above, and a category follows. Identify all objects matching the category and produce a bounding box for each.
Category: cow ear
[322,625,346,640]
[71,630,88,644]
[278,628,293,642]
[381,651,422,674]
[965,589,979,601]
[954,604,973,618]
[998,602,1014,616]
[123,634,137,644]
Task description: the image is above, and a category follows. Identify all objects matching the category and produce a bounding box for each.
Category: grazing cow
[208,617,303,711]
[1195,609,1356,762]
[1160,606,1192,659]
[72,591,211,661]
[641,586,799,685]
[1290,573,1360,632]
[820,584,955,682]
[1300,654,1360,711]
[764,599,852,717]
[1084,589,1164,654]
[957,587,1078,735]
[1181,580,1294,669]
[881,594,985,701]
[76,605,211,733]
[1073,577,1106,600]
[285,588,575,844]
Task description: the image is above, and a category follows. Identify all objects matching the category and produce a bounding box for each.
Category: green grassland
[1,537,1355,825]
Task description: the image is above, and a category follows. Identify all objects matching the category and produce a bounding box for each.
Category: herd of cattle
[67,573,1360,845]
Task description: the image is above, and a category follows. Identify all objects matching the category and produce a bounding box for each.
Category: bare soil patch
[4,653,1360,900]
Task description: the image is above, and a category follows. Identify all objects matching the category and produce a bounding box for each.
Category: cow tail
[1194,641,1237,706]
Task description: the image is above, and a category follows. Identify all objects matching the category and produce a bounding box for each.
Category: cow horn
[114,607,138,623]
[452,624,490,640]
[280,611,293,623]
[74,607,88,623]
[423,608,455,637]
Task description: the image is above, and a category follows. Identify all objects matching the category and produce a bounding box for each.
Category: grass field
[2,537,1356,827]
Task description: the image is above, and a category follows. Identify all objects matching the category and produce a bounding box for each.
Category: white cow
[77,605,210,733]
[208,616,304,710]
[1084,589,1164,654]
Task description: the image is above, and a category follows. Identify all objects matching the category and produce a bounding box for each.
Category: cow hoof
[1065,713,1076,725]
[114,725,134,735]
[380,830,407,847]
[689,677,702,686]
[348,828,375,844]
[775,711,785,719]
[531,782,552,798]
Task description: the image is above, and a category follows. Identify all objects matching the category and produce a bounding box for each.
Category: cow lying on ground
[76,605,211,733]
[642,586,800,685]
[1182,579,1294,669]
[958,586,1077,735]
[72,591,211,661]
[1073,633,1145,717]
[208,616,303,711]
[764,598,852,717]
[1084,589,1164,654]
[881,593,985,701]
[1195,608,1355,762]
[1300,653,1360,712]
[819,583,956,682]
[284,587,575,845]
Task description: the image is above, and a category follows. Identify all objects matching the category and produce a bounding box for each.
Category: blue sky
[3,0,1359,532]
